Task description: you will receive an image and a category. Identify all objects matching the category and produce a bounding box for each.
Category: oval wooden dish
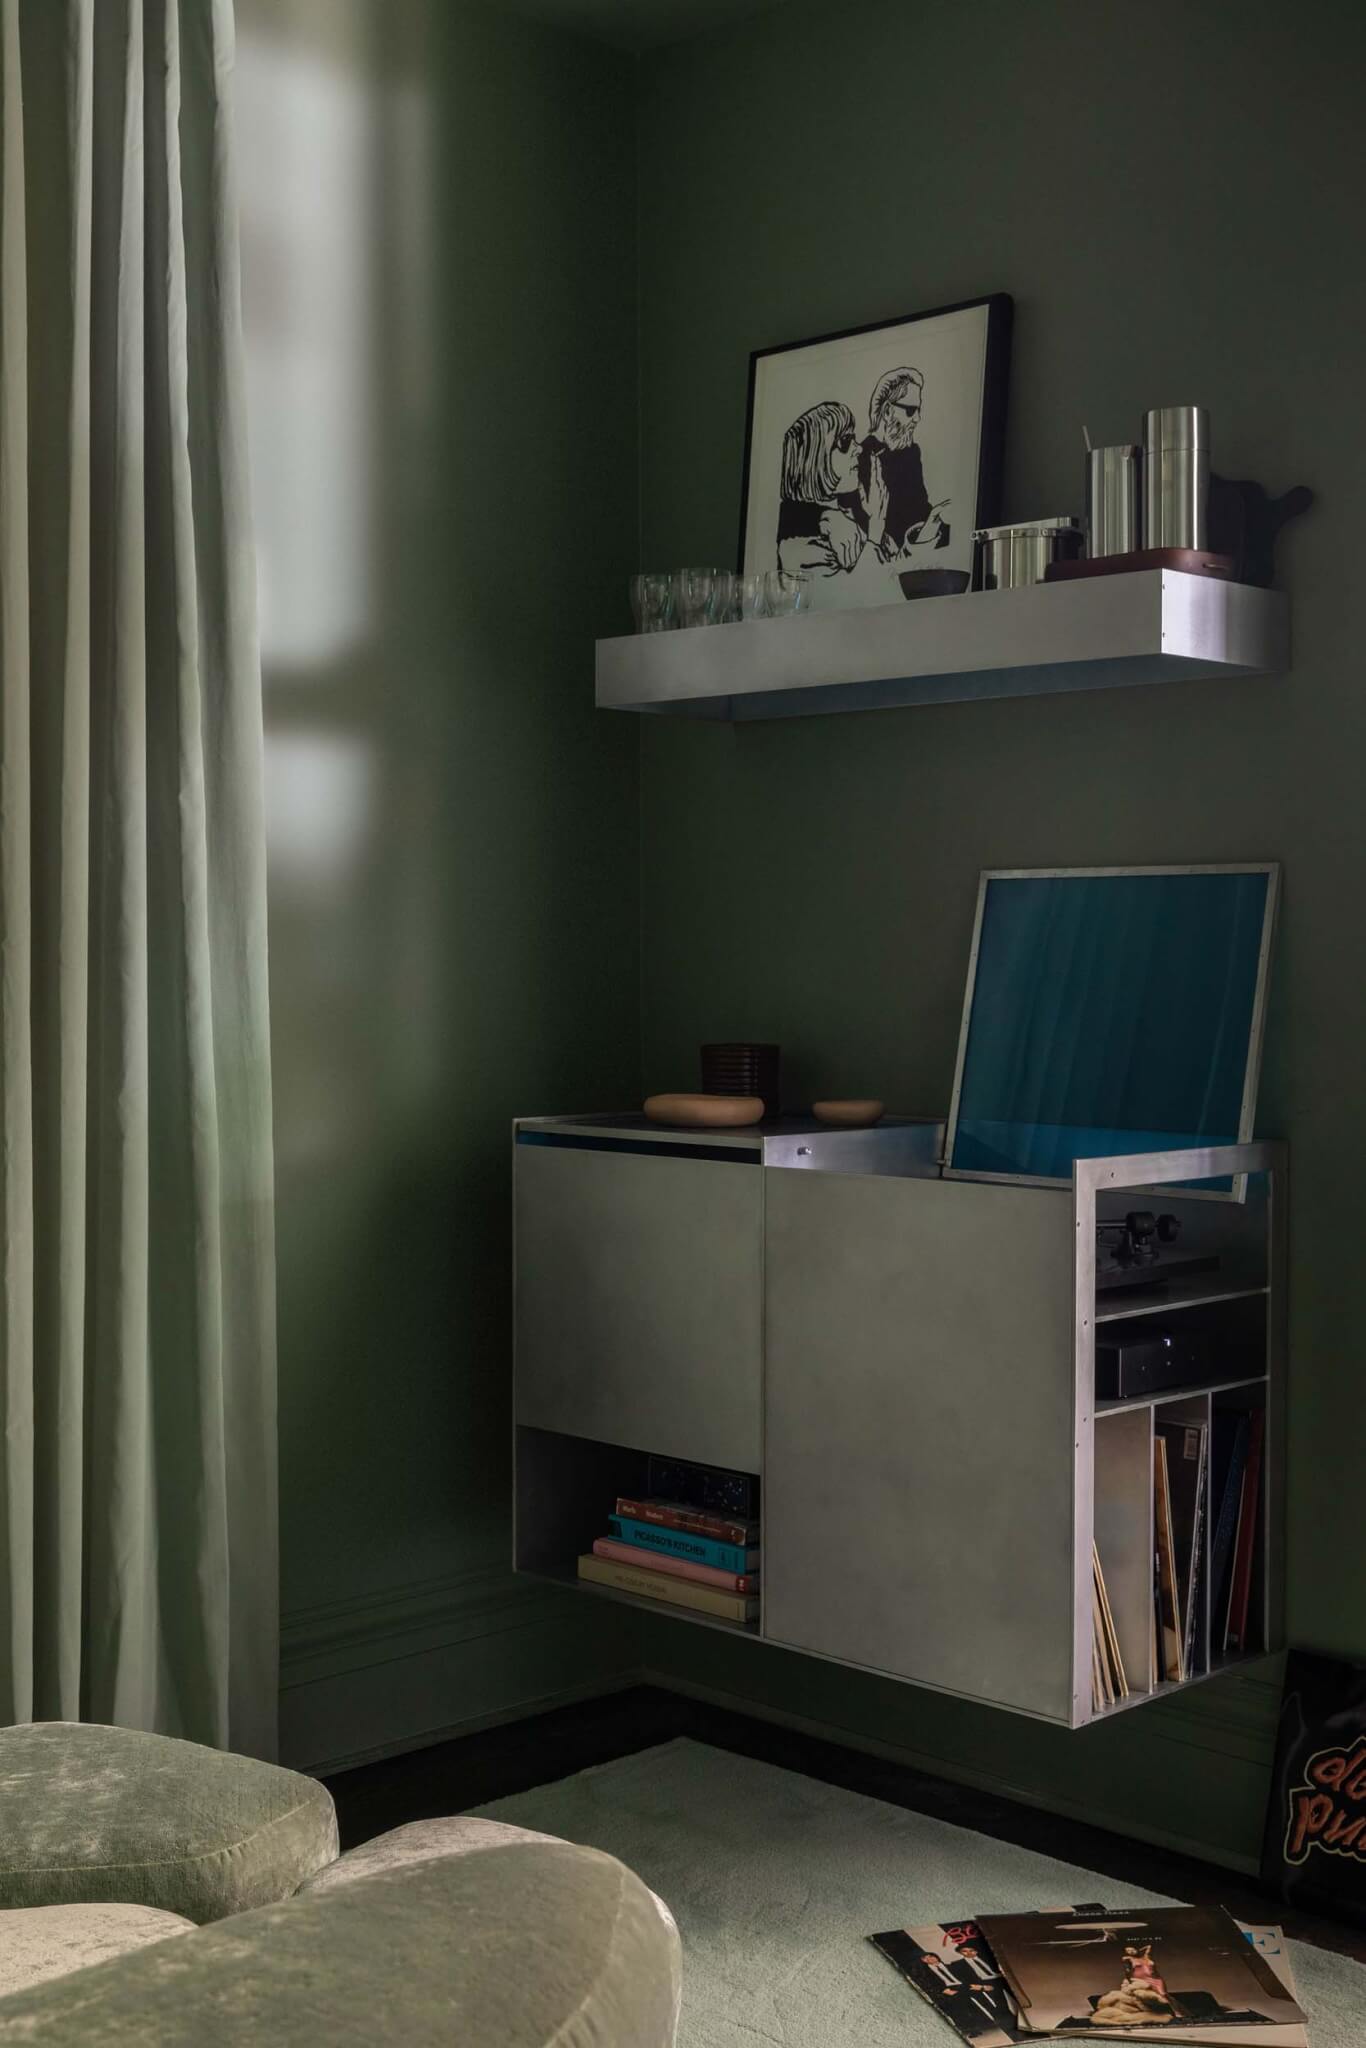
[811,1099,884,1127]
[643,1093,764,1129]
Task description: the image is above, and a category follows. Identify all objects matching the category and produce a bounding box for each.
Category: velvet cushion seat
[0,1724,338,1925]
[0,1905,194,1998]
[300,1814,564,1892]
[0,1837,683,2045]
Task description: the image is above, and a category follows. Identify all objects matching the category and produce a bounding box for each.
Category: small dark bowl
[898,569,971,600]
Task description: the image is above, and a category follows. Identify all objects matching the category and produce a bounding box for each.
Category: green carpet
[475,1737,1366,2047]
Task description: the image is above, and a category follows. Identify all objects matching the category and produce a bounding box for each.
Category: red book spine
[592,1538,759,1595]
[1225,1410,1266,1653]
[614,1497,757,1547]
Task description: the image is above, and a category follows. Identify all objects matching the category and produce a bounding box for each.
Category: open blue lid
[944,866,1278,1185]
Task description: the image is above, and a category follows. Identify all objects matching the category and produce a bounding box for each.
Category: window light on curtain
[0,0,278,1758]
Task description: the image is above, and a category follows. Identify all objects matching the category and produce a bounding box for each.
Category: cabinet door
[515,1139,762,1472]
[763,1169,1080,1722]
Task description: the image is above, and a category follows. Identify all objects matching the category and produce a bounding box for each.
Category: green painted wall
[235,0,1365,1854]
[631,0,1366,1867]
[236,0,643,1767]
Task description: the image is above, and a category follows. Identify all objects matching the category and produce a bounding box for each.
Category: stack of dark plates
[700,1043,780,1119]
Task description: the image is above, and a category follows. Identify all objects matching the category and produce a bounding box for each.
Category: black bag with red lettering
[1262,1648,1366,1926]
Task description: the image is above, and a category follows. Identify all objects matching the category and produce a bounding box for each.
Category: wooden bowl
[811,1099,884,1127]
[644,1093,764,1129]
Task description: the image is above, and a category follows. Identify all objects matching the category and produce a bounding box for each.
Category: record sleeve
[975,1906,1303,2036]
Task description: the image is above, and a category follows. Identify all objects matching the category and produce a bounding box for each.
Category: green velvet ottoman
[0,1834,681,2044]
[0,1904,194,1998]
[0,1724,338,1924]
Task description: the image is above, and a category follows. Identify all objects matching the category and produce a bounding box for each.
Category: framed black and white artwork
[738,295,1012,610]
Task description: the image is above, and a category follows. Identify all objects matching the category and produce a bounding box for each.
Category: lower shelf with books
[514,1424,763,1638]
[525,1557,762,1638]
[1091,1378,1269,1718]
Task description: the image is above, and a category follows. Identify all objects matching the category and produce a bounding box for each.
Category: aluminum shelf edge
[595,570,1289,722]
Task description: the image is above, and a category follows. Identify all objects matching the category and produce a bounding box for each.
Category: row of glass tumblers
[630,565,810,631]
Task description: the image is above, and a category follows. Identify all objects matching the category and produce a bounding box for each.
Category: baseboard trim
[277,1570,1278,1861]
[280,1566,561,1688]
[279,1565,640,1775]
[314,1672,638,1778]
[642,1668,1264,1876]
[1140,1660,1282,1751]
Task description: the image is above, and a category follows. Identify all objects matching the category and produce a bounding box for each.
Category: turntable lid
[943,865,1278,1186]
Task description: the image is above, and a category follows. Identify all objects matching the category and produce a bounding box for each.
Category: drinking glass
[631,571,675,633]
[736,571,768,621]
[709,570,742,625]
[764,568,811,617]
[673,566,720,629]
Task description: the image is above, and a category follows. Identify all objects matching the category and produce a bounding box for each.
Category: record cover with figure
[869,1914,1306,2046]
[975,1908,1304,2035]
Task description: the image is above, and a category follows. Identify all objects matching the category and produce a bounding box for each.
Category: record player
[1094,1208,1220,1294]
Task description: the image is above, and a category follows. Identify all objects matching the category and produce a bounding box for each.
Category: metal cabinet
[761,1169,1077,1721]
[512,1116,1285,1728]
[514,1129,764,1472]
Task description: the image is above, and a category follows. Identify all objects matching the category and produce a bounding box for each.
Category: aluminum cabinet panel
[763,1169,1079,1721]
[515,1141,762,1471]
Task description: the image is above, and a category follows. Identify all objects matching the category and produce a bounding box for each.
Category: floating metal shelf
[1093,1276,1270,1325]
[596,570,1289,722]
[1094,1372,1269,1416]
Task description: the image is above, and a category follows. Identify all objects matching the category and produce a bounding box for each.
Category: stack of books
[577,1492,759,1624]
[870,1903,1308,2045]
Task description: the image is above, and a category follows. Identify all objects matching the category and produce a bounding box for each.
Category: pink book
[592,1537,759,1595]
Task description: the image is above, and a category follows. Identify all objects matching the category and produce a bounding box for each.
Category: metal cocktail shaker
[1086,445,1140,557]
[1142,405,1209,549]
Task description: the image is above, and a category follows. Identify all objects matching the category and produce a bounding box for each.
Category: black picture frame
[737,293,1012,608]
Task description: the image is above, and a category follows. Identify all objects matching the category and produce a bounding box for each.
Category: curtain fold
[0,0,277,1758]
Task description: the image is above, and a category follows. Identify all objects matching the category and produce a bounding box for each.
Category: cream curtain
[0,0,277,1756]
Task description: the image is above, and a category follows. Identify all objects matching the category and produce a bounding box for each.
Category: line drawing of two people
[777,366,950,585]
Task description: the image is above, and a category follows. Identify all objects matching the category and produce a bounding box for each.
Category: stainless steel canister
[1142,405,1209,549]
[974,517,1084,590]
[1086,445,1140,557]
